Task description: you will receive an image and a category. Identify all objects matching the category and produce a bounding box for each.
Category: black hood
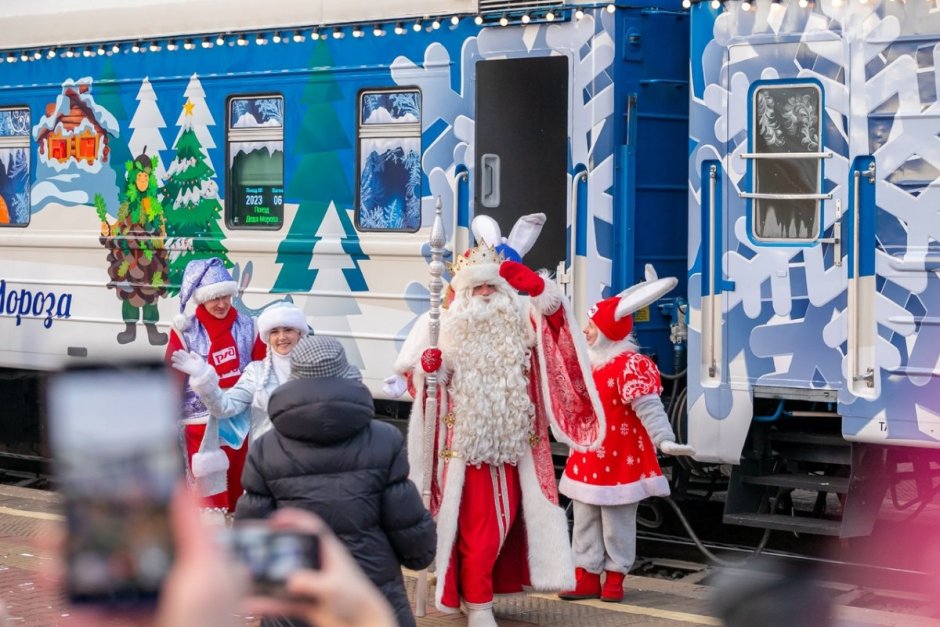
[267,377,374,445]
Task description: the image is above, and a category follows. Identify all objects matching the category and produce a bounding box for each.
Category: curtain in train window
[356,89,421,232]
[226,95,284,229]
[751,83,822,241]
[0,107,31,226]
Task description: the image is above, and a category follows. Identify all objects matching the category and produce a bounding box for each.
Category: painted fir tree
[273,40,367,295]
[164,100,229,292]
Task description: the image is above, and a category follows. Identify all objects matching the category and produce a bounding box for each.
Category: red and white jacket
[559,351,670,506]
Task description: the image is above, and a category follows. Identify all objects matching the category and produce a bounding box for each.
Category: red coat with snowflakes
[559,351,670,506]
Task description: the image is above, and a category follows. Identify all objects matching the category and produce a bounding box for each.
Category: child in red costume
[558,265,695,602]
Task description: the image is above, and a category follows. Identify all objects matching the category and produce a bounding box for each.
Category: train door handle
[480,153,501,208]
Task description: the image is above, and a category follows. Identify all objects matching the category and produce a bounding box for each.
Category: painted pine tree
[128,78,168,182]
[96,60,134,212]
[272,40,368,366]
[273,41,367,295]
[164,100,229,292]
[174,74,219,174]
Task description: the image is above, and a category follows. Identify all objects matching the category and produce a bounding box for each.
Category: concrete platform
[0,484,937,626]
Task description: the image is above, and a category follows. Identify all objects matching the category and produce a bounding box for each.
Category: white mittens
[659,441,696,457]
[382,374,408,398]
[171,349,211,379]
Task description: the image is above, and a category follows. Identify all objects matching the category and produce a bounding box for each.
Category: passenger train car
[0,0,687,379]
[0,0,690,474]
[688,0,940,536]
[4,0,935,539]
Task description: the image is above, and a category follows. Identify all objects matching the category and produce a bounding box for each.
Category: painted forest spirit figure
[558,265,695,603]
[165,257,266,515]
[390,214,605,627]
[95,150,169,345]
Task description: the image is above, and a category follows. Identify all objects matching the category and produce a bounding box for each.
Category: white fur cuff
[530,272,563,315]
[191,449,229,477]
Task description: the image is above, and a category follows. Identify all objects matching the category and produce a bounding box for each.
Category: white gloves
[659,441,696,457]
[382,374,407,398]
[171,350,211,379]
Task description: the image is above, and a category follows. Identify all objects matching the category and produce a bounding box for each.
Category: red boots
[558,567,601,600]
[601,570,625,602]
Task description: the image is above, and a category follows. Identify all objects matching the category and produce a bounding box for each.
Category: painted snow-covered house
[33,78,117,169]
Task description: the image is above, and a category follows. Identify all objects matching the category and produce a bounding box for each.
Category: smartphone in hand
[45,361,182,608]
[219,522,320,596]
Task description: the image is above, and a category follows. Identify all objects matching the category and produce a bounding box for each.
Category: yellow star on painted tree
[183,100,195,115]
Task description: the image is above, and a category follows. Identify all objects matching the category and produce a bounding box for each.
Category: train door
[474,57,568,275]
[704,41,851,396]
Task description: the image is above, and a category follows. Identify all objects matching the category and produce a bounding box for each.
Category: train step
[769,431,851,465]
[722,512,843,536]
[741,472,849,493]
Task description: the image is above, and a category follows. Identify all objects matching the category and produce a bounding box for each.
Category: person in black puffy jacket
[235,335,436,627]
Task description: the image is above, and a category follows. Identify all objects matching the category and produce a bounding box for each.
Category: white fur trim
[406,371,427,490]
[529,272,563,315]
[173,312,192,333]
[433,459,466,612]
[449,263,505,293]
[535,299,606,452]
[433,451,576,611]
[258,305,308,340]
[588,335,639,368]
[395,312,431,375]
[193,280,238,305]
[190,449,229,477]
[518,452,576,591]
[559,474,670,506]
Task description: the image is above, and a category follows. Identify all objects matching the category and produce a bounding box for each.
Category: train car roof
[0,0,477,50]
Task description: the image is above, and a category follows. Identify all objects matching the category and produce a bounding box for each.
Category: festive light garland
[0,5,628,63]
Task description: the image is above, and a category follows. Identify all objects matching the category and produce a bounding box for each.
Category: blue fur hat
[173,257,238,331]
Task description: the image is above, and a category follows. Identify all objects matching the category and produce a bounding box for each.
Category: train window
[356,89,421,232]
[0,107,31,226]
[226,95,284,229]
[748,82,824,242]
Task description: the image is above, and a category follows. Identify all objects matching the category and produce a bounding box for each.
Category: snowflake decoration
[596,447,606,459]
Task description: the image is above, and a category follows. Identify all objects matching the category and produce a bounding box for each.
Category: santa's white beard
[588,333,638,368]
[440,288,536,466]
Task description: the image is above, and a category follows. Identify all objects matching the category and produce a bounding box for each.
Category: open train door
[474,57,568,277]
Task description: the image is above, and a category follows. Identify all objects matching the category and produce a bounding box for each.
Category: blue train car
[688,0,940,536]
[0,2,688,392]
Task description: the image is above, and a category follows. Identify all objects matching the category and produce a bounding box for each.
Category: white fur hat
[257,303,309,341]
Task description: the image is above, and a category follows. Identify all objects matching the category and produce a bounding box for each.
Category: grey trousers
[570,501,639,574]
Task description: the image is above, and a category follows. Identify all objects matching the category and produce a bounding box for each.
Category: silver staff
[416,195,446,617]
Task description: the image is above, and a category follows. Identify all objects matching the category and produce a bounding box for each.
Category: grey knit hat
[289,336,361,381]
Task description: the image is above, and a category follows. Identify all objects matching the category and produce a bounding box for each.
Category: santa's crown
[447,243,506,293]
[447,243,505,275]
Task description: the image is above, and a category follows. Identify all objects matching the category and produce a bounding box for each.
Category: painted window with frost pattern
[751,83,823,242]
[227,95,284,229]
[356,89,421,232]
[0,107,31,226]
